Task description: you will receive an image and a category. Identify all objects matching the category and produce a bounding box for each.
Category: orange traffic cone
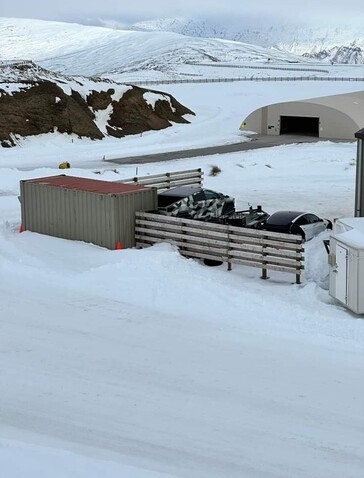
[115,241,122,250]
[19,224,23,233]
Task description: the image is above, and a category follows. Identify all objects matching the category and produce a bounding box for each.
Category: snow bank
[0,437,177,478]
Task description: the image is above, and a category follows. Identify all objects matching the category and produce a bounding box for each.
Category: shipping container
[20,175,158,250]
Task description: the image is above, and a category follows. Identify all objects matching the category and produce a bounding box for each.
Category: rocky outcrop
[0,82,103,146]
[0,64,194,147]
[107,87,192,136]
[303,45,364,64]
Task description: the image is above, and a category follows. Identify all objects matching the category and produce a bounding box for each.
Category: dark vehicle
[260,211,332,241]
[212,205,269,229]
[158,186,235,220]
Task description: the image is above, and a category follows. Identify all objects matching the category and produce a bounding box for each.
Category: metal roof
[297,91,364,129]
[25,175,148,195]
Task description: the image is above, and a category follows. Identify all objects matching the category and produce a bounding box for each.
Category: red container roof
[26,175,149,195]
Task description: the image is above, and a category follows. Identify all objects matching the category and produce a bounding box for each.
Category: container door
[335,244,348,304]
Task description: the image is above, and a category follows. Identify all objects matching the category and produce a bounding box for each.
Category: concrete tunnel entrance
[280,115,319,137]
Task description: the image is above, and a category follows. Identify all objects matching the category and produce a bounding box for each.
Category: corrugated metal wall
[114,189,158,249]
[20,180,157,249]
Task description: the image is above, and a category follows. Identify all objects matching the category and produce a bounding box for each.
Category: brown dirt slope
[0,66,194,147]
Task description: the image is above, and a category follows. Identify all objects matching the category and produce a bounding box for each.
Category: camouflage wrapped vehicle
[157,186,268,227]
[157,186,235,220]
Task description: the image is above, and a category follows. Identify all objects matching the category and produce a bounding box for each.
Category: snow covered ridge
[120,17,364,65]
[0,63,194,147]
[1,16,363,83]
[302,45,364,65]
[0,17,313,82]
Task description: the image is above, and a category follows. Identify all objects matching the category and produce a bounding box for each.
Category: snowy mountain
[118,17,364,65]
[0,17,314,83]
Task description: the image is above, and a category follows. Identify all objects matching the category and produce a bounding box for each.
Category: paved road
[106,134,345,165]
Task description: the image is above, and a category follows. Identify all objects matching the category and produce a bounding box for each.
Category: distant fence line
[128,76,364,86]
[1,60,363,86]
[0,60,35,67]
[188,63,330,74]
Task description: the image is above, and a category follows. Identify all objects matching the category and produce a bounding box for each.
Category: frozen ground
[1,188,364,477]
[1,59,364,477]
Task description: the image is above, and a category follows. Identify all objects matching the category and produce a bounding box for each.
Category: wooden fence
[135,212,304,284]
[116,168,203,192]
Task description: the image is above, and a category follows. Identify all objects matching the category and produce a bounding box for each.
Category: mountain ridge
[0,17,315,82]
[103,17,364,64]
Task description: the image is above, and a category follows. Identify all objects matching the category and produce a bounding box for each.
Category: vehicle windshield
[158,187,202,208]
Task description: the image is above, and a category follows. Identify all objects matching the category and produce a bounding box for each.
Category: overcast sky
[0,0,363,25]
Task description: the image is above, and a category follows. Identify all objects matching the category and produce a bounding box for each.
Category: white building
[241,91,364,140]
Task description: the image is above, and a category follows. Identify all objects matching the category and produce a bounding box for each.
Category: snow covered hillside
[123,17,364,65]
[0,17,316,81]
[2,17,364,86]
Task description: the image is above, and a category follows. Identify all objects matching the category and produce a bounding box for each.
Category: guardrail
[127,76,364,86]
[135,212,304,284]
[116,168,203,192]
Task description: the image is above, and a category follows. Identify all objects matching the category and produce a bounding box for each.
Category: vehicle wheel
[203,258,223,267]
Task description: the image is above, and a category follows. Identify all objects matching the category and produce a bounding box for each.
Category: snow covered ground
[1,42,364,477]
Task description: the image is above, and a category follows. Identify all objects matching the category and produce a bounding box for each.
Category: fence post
[198,168,202,186]
[181,218,188,256]
[261,235,269,280]
[295,241,302,284]
[227,226,232,271]
[296,270,301,285]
